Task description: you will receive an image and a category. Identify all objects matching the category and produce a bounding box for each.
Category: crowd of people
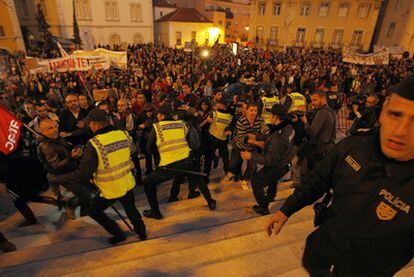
[1,42,414,275]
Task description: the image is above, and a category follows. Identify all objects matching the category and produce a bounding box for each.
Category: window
[226,7,231,13]
[256,26,264,42]
[319,3,329,17]
[338,3,350,17]
[106,1,119,21]
[351,30,363,46]
[296,27,306,43]
[258,3,266,15]
[314,28,325,45]
[191,31,197,41]
[269,26,278,41]
[176,31,182,46]
[394,0,403,10]
[21,0,29,17]
[358,3,370,18]
[75,0,91,20]
[273,2,281,15]
[40,0,48,17]
[130,3,142,22]
[160,11,163,17]
[218,20,223,25]
[0,26,5,37]
[300,2,311,16]
[387,22,396,38]
[226,21,232,29]
[332,29,344,45]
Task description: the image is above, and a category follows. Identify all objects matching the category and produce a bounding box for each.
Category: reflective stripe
[158,138,187,148]
[96,160,134,174]
[159,142,189,153]
[91,137,110,169]
[95,166,132,182]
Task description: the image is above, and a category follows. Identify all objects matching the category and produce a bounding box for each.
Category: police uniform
[249,105,295,215]
[204,110,233,176]
[51,109,146,244]
[142,107,216,219]
[260,95,279,126]
[282,92,307,115]
[280,130,414,276]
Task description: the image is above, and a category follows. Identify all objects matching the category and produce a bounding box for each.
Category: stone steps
[6,214,314,276]
[0,183,295,270]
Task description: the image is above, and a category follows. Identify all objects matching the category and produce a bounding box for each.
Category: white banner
[342,46,389,65]
[72,48,127,68]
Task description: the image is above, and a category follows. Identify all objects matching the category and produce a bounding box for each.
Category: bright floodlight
[201,49,210,58]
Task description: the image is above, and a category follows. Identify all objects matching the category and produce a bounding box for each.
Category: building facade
[248,0,382,51]
[0,0,26,52]
[153,0,177,21]
[14,0,154,49]
[154,7,224,48]
[376,0,414,55]
[204,0,251,43]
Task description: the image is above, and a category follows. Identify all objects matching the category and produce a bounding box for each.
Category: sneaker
[253,205,269,216]
[208,199,217,210]
[187,191,201,199]
[108,233,126,245]
[143,209,163,220]
[0,241,16,253]
[221,172,234,183]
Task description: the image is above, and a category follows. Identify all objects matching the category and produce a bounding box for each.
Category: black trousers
[251,165,289,210]
[229,147,257,180]
[303,226,404,277]
[88,189,145,236]
[143,158,213,213]
[204,136,229,176]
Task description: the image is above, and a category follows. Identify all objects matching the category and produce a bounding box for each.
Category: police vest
[261,96,279,124]
[89,130,135,200]
[209,111,233,141]
[288,92,306,114]
[154,120,190,166]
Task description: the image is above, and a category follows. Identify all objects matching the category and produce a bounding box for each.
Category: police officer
[266,76,414,276]
[300,91,336,171]
[241,104,295,215]
[50,108,147,245]
[258,86,279,129]
[204,100,233,179]
[142,103,217,220]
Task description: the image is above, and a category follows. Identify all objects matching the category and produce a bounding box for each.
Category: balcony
[349,43,363,50]
[328,42,343,49]
[310,42,324,48]
[268,39,279,47]
[293,40,306,47]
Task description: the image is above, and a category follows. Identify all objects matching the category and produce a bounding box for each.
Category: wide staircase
[1,165,413,276]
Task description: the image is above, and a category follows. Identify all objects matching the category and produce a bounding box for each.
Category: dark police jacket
[280,130,414,272]
[251,121,295,168]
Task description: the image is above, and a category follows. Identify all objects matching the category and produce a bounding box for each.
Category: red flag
[0,105,23,155]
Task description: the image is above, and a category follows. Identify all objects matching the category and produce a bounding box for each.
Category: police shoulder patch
[345,155,361,172]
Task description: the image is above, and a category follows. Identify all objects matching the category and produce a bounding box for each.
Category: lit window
[351,30,363,46]
[314,28,325,45]
[273,2,281,15]
[300,2,311,16]
[338,3,350,17]
[332,29,344,45]
[319,3,329,17]
[258,3,266,15]
[358,3,370,18]
[131,3,142,22]
[176,31,182,45]
[269,26,278,41]
[106,1,119,21]
[296,27,306,43]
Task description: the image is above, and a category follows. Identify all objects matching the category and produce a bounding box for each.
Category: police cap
[87,108,108,123]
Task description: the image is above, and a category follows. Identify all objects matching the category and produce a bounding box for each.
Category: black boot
[0,241,16,253]
[188,191,201,199]
[208,199,217,210]
[167,196,179,203]
[143,209,163,220]
[108,232,126,245]
[253,205,269,215]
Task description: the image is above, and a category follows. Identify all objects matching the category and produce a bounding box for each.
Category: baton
[159,167,207,177]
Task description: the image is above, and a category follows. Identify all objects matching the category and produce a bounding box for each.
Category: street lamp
[201,49,210,58]
[245,26,250,31]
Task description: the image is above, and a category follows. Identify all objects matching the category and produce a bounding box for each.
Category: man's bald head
[117,98,128,113]
[39,118,59,139]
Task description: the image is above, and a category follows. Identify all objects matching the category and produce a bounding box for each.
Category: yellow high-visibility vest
[209,111,233,141]
[261,96,279,124]
[288,92,307,114]
[154,120,190,166]
[89,130,135,199]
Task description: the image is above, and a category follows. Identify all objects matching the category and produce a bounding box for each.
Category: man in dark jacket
[349,94,380,134]
[266,76,414,276]
[241,104,295,215]
[38,118,92,218]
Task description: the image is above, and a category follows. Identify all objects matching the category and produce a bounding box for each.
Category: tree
[35,3,54,56]
[72,0,82,49]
